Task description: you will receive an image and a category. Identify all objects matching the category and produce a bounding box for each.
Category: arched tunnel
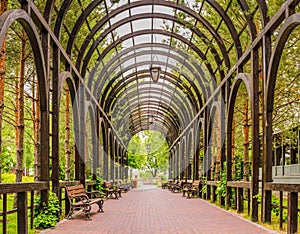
[0,0,299,233]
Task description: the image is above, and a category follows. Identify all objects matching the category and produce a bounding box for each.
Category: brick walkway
[44,185,275,234]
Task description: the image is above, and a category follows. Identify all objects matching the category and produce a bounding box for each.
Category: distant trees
[128,130,169,177]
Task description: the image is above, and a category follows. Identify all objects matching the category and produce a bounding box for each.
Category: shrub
[34,192,60,229]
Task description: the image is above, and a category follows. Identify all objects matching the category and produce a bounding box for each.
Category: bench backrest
[65,184,86,200]
[103,181,113,188]
[192,180,200,188]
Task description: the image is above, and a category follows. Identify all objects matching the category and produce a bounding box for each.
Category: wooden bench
[103,181,121,199]
[186,180,200,199]
[170,180,183,193]
[162,179,173,189]
[115,180,130,193]
[65,184,104,220]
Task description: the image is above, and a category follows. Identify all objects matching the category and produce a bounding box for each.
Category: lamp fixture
[149,66,161,82]
[149,115,154,124]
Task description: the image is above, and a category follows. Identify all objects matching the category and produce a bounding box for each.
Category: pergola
[0,0,300,233]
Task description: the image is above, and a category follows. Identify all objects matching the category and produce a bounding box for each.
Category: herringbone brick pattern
[44,185,275,234]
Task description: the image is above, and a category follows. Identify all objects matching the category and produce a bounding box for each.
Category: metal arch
[206,0,242,58]
[91,42,211,95]
[120,105,181,131]
[86,103,99,177]
[0,9,48,111]
[237,0,257,40]
[66,0,103,55]
[127,108,179,129]
[95,60,209,107]
[120,101,181,129]
[70,0,229,73]
[101,72,201,114]
[100,70,202,111]
[53,0,72,38]
[77,12,228,73]
[113,94,191,130]
[115,99,183,128]
[58,71,77,109]
[108,86,194,124]
[266,13,300,114]
[129,114,178,134]
[98,67,204,113]
[100,69,203,112]
[226,73,253,193]
[127,108,180,131]
[0,8,49,184]
[130,109,179,131]
[92,46,210,102]
[130,121,175,136]
[82,29,216,83]
[118,101,184,133]
[227,73,253,119]
[44,0,55,23]
[256,0,270,27]
[93,49,209,91]
[99,118,108,153]
[104,73,201,115]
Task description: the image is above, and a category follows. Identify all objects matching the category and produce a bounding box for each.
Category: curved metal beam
[103,71,201,114]
[94,59,209,106]
[77,12,228,73]
[91,44,209,103]
[82,29,216,83]
[109,86,194,124]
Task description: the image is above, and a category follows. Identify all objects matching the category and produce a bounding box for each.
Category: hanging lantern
[150,66,161,82]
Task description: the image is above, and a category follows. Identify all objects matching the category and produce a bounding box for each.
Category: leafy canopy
[127,130,169,177]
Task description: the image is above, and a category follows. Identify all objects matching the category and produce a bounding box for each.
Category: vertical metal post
[17,192,28,234]
[237,187,244,213]
[3,193,7,234]
[251,48,260,222]
[288,192,298,233]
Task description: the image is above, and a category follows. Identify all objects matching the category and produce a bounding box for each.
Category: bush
[34,192,60,229]
[2,173,34,183]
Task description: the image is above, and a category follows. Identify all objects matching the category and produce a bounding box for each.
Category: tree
[128,130,169,177]
[0,0,8,188]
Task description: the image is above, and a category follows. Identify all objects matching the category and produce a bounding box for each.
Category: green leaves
[128,130,169,177]
[34,192,60,229]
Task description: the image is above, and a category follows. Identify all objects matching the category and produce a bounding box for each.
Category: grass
[0,174,38,233]
[0,193,37,234]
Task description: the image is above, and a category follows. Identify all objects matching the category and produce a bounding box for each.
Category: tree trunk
[0,0,8,189]
[16,29,26,183]
[14,29,26,208]
[65,87,71,181]
[232,120,236,180]
[243,96,250,181]
[33,75,41,181]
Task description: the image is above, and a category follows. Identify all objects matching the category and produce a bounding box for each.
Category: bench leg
[97,200,104,213]
[84,204,92,221]
[66,206,75,219]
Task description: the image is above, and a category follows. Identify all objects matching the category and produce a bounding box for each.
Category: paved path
[44,185,275,234]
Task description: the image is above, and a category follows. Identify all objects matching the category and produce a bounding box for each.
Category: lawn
[0,173,37,233]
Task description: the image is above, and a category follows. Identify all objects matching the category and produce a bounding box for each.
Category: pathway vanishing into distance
[44,185,276,234]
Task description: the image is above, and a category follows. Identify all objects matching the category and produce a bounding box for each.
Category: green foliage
[2,173,34,183]
[128,130,169,177]
[34,192,60,229]
[253,193,262,204]
[216,163,227,198]
[200,177,207,196]
[271,195,288,222]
